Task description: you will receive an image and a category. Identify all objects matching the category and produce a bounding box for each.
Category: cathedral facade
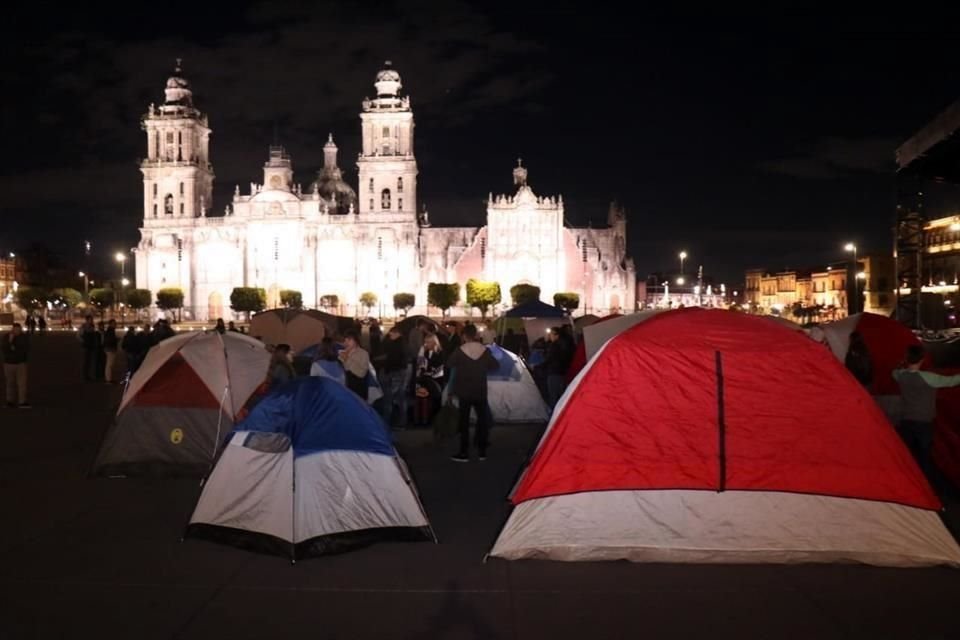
[134,62,636,320]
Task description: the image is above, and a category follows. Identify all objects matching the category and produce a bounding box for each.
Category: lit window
[381,188,391,210]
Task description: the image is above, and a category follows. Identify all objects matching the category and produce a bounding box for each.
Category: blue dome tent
[186,377,434,560]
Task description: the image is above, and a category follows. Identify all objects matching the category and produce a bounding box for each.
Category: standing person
[94,321,106,382]
[38,316,46,332]
[268,344,296,388]
[369,318,383,361]
[227,321,239,333]
[339,329,371,400]
[2,322,30,408]
[102,319,119,384]
[446,324,498,462]
[892,344,960,479]
[544,327,571,407]
[214,318,226,334]
[414,334,445,425]
[79,315,98,381]
[379,327,409,428]
[845,331,873,390]
[121,326,141,376]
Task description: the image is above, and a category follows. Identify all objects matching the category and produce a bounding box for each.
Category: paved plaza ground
[2,332,960,639]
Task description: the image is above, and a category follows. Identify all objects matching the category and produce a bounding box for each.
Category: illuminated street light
[121,277,130,287]
[856,272,866,280]
[115,252,127,278]
[676,276,685,286]
[844,243,859,314]
[679,251,687,276]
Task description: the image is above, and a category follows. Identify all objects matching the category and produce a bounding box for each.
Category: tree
[156,288,185,322]
[466,279,501,319]
[230,287,267,320]
[14,287,47,314]
[427,282,460,317]
[553,292,580,313]
[280,289,303,309]
[88,288,115,318]
[126,289,152,321]
[359,291,378,315]
[49,288,82,311]
[510,283,541,306]
[320,294,340,311]
[393,293,415,316]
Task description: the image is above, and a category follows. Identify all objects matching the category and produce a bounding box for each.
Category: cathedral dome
[374,60,402,97]
[163,59,193,106]
[308,134,357,214]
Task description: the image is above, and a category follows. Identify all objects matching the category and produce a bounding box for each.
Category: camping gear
[489,308,960,566]
[185,376,434,560]
[92,331,270,477]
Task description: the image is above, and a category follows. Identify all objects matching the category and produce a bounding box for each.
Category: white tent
[186,377,434,560]
[581,310,660,361]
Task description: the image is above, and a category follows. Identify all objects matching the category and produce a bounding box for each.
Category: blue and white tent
[185,377,434,560]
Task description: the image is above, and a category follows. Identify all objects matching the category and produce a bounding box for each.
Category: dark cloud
[760,136,899,180]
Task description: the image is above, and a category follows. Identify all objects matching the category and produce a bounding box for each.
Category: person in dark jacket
[378,327,409,428]
[845,331,873,389]
[544,327,572,407]
[446,324,499,462]
[2,322,30,408]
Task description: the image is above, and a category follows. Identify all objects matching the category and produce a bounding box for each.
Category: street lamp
[78,271,89,296]
[115,252,127,278]
[676,276,685,286]
[679,251,687,276]
[844,242,858,314]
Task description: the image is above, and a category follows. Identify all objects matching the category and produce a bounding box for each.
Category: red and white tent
[489,308,960,566]
[92,331,271,477]
[821,312,923,395]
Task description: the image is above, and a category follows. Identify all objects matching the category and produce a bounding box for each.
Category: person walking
[446,324,498,462]
[892,344,960,479]
[2,322,30,408]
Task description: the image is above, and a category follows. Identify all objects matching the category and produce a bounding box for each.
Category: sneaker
[18,403,32,409]
[450,452,469,463]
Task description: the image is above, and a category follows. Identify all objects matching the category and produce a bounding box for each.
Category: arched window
[397,177,403,193]
[398,198,403,211]
[369,178,374,192]
[152,204,157,217]
[164,194,174,215]
[152,183,157,197]
[381,188,391,210]
[179,182,184,195]
[179,203,185,215]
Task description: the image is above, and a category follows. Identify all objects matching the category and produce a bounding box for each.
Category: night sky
[4,2,960,284]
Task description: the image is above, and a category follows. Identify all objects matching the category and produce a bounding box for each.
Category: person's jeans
[897,419,935,479]
[83,348,97,381]
[458,397,490,455]
[380,368,408,427]
[547,374,566,408]
[4,363,27,405]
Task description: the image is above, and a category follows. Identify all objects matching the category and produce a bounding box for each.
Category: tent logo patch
[170,428,184,444]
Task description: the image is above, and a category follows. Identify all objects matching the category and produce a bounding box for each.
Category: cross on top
[517,157,523,167]
[175,58,183,72]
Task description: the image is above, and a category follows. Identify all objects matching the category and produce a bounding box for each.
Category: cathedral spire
[513,157,528,187]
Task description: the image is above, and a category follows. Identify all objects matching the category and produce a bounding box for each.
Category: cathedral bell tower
[357,61,417,219]
[140,60,214,220]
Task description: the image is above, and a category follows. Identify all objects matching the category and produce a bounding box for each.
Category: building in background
[744,252,894,321]
[134,61,636,320]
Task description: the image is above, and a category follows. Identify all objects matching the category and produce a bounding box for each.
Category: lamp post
[115,252,126,278]
[679,251,687,277]
[120,277,130,327]
[844,242,858,314]
[78,271,89,297]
